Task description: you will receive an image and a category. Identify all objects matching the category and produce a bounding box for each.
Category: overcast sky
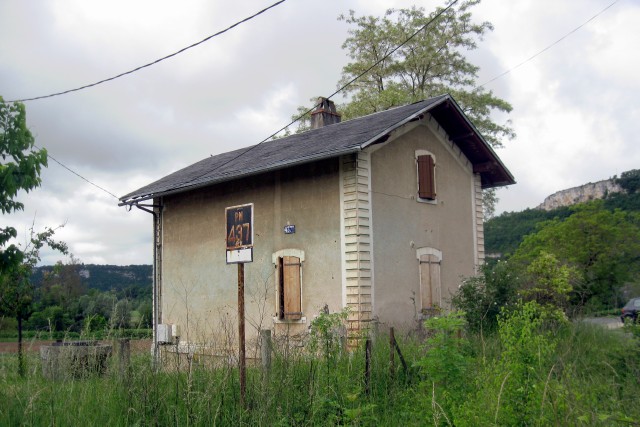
[1,0,638,266]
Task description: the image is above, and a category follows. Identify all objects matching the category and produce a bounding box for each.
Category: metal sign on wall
[225,203,254,263]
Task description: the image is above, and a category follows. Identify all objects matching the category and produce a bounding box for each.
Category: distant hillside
[486,169,640,256]
[485,207,572,256]
[537,179,621,211]
[32,264,152,293]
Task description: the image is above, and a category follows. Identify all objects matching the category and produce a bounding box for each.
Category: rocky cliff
[537,179,622,211]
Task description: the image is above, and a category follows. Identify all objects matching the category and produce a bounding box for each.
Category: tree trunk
[17,315,25,377]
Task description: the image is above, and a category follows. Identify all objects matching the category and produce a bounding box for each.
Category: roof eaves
[359,96,450,150]
[442,96,515,185]
[119,144,362,205]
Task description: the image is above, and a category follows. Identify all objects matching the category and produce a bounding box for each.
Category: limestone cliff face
[537,179,622,211]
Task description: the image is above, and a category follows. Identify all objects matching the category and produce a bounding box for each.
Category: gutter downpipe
[129,199,163,370]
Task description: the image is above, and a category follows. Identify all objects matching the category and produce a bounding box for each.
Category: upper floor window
[416,151,436,201]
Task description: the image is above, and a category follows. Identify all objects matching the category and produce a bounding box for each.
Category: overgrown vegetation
[485,169,640,258]
[0,96,69,376]
[0,261,152,342]
[484,171,640,313]
[0,309,638,426]
[1,256,639,425]
[485,207,572,256]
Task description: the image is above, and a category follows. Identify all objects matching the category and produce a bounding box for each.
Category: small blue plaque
[284,225,296,234]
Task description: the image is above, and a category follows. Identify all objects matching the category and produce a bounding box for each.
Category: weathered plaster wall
[370,120,477,330]
[160,159,343,353]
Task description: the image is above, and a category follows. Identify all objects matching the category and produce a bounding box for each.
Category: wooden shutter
[419,254,441,310]
[417,155,436,200]
[279,256,302,320]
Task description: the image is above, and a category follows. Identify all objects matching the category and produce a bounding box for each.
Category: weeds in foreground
[0,316,638,426]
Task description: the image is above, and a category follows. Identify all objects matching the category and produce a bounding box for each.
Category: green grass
[0,322,638,426]
[0,328,151,342]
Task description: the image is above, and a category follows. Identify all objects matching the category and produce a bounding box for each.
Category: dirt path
[582,317,623,329]
[0,339,152,354]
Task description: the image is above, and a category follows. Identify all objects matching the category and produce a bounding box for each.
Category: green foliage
[604,189,640,211]
[512,202,640,310]
[0,97,47,216]
[486,170,640,257]
[289,2,514,214]
[495,302,565,424]
[415,311,470,422]
[337,2,513,148]
[0,225,67,376]
[0,327,150,341]
[110,298,131,329]
[19,264,153,335]
[520,251,575,311]
[0,96,69,376]
[31,264,152,294]
[615,168,640,194]
[308,307,348,362]
[482,187,497,219]
[623,320,640,338]
[136,300,153,328]
[451,260,519,333]
[0,317,639,426]
[28,305,70,332]
[484,206,572,256]
[457,301,568,425]
[0,97,52,288]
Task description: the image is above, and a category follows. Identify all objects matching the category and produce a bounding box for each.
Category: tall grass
[0,320,638,426]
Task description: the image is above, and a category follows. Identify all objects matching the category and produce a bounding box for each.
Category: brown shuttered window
[417,155,436,200]
[278,256,302,320]
[419,254,441,310]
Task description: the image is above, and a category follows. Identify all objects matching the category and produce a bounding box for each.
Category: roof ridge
[120,94,514,205]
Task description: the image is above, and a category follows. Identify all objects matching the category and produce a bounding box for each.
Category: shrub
[452,261,518,333]
[457,301,567,425]
[415,311,470,423]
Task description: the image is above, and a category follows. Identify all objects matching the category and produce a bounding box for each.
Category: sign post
[237,262,245,407]
[225,203,253,408]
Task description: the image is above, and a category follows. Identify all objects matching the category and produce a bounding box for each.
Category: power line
[169,0,461,193]
[477,0,619,89]
[8,0,287,103]
[36,145,120,200]
[182,0,618,200]
[38,0,619,204]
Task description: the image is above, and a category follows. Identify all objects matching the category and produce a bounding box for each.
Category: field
[0,339,152,354]
[0,313,638,426]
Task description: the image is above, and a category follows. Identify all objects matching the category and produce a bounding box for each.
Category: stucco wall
[370,122,477,330]
[159,159,343,353]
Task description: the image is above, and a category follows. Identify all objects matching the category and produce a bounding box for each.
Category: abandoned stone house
[120,94,514,355]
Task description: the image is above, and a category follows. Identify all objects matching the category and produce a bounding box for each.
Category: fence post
[389,327,395,382]
[119,339,130,380]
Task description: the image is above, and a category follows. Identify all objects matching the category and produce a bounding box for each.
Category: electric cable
[173,0,620,201]
[169,0,461,194]
[35,145,120,200]
[477,0,619,89]
[25,0,620,203]
[7,0,286,103]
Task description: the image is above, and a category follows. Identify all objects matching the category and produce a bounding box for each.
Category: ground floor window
[272,249,305,322]
[416,247,442,311]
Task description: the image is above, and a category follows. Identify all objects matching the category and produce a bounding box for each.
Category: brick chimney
[310,97,341,129]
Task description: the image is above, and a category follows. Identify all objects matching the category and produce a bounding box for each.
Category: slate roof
[120,94,514,205]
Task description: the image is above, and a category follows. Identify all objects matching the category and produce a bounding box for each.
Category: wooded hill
[486,169,640,257]
[31,264,151,294]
